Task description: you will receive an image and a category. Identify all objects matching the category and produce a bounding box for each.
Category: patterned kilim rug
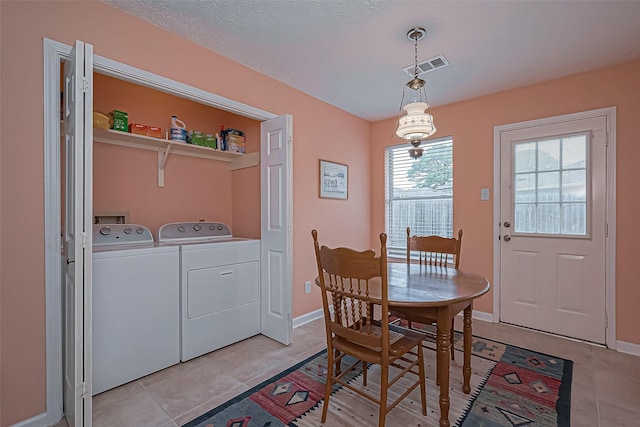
[182,330,572,427]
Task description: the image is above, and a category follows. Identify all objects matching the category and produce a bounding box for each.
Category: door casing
[492,107,616,349]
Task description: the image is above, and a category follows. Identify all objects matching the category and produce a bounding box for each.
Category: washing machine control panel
[92,224,154,246]
[158,222,232,242]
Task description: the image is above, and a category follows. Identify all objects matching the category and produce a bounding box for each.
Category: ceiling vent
[402,54,450,77]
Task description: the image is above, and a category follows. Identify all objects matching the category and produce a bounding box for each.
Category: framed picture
[319,159,348,200]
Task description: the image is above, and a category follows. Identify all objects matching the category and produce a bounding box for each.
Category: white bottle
[170,115,187,142]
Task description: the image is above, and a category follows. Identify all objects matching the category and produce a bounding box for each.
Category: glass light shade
[395,101,436,140]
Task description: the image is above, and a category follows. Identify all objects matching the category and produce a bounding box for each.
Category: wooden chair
[394,228,463,361]
[312,230,427,427]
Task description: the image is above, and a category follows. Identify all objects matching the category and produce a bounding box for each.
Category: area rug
[182,332,572,427]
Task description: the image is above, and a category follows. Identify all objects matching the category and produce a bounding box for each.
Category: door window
[512,133,588,236]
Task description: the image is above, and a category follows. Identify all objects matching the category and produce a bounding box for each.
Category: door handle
[66,258,75,265]
[503,235,511,242]
[503,221,511,228]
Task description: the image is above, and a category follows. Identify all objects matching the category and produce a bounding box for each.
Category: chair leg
[362,360,368,386]
[322,349,335,423]
[378,363,389,427]
[417,344,427,416]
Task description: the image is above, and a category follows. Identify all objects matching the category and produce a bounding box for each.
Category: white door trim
[492,107,616,349]
[43,37,283,426]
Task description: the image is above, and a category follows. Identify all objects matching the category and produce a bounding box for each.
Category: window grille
[385,137,454,258]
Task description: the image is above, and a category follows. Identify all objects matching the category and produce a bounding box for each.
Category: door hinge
[287,135,292,145]
[79,231,89,248]
[604,313,608,328]
[80,76,89,93]
[605,223,608,237]
[76,382,88,399]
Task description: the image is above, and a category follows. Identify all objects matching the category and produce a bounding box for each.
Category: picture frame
[319,159,348,200]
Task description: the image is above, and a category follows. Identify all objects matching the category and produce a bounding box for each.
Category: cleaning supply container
[170,116,187,142]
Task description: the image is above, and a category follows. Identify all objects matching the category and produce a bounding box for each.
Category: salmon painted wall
[371,59,640,343]
[0,1,371,425]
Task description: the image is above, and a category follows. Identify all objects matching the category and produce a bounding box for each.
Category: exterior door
[63,40,93,426]
[260,114,293,344]
[499,115,607,344]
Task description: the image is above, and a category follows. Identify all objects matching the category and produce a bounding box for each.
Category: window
[513,133,588,236]
[385,137,453,257]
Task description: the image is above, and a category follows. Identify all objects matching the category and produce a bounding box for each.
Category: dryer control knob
[136,227,144,234]
[218,225,223,230]
[209,225,215,230]
[124,227,132,234]
[178,226,185,232]
[193,224,201,231]
[99,227,111,236]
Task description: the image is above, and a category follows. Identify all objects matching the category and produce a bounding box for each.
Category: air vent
[403,55,450,77]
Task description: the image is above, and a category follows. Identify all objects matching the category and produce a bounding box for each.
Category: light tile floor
[54,317,640,427]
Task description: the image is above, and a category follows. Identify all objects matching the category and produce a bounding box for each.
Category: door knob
[503,221,511,228]
[503,235,511,242]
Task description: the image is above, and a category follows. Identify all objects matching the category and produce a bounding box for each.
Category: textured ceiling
[104,0,640,121]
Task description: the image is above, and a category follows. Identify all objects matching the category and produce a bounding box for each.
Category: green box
[204,133,217,149]
[109,110,128,132]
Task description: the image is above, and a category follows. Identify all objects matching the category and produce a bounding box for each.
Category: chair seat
[333,323,427,362]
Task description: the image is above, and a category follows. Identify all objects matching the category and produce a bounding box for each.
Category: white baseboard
[470,310,494,323]
[10,413,47,427]
[292,308,324,329]
[616,340,640,357]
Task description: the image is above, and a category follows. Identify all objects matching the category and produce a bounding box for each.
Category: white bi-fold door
[62,40,93,427]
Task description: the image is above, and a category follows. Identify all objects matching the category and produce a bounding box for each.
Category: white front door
[63,40,93,426]
[260,114,293,344]
[499,115,608,344]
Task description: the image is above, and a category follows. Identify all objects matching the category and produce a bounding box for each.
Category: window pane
[537,203,560,233]
[515,173,536,202]
[538,139,560,171]
[515,204,536,233]
[538,171,559,202]
[515,142,536,173]
[562,170,586,202]
[562,135,586,169]
[562,203,586,234]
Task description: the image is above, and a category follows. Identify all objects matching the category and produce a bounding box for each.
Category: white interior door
[499,115,607,344]
[260,114,293,344]
[63,40,93,426]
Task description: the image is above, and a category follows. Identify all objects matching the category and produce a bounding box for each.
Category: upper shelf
[92,128,259,171]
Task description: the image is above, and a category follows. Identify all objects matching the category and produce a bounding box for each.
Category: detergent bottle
[170,115,187,142]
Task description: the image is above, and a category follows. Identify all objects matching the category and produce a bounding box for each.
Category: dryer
[92,224,180,395]
[158,222,261,361]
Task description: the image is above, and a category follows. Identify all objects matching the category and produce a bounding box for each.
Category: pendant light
[394,27,436,159]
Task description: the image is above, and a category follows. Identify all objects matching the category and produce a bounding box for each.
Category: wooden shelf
[93,128,260,186]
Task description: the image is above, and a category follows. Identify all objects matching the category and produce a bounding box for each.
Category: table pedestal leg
[437,311,451,427]
[463,304,473,394]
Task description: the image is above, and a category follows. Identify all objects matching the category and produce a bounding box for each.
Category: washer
[158,222,261,361]
[92,224,180,395]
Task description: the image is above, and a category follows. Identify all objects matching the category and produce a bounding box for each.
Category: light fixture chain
[414,33,419,79]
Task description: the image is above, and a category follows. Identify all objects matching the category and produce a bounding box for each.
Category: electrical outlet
[304,281,312,294]
[480,188,490,201]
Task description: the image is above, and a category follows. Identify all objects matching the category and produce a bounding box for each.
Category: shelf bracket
[158,144,173,187]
